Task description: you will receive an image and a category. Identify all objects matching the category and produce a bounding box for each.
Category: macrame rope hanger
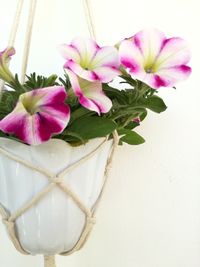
[0,0,24,93]
[20,0,37,83]
[0,1,119,267]
[82,0,96,40]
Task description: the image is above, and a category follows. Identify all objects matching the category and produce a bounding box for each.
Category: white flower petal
[156,37,191,69]
[92,46,120,68]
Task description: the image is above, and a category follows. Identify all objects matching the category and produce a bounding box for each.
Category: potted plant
[0,29,191,266]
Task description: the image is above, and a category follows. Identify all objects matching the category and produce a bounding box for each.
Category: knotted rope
[0,132,119,267]
[0,1,119,266]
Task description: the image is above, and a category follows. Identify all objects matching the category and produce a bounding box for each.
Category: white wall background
[0,0,200,266]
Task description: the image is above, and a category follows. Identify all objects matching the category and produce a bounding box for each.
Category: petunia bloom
[119,29,191,89]
[66,68,112,114]
[133,117,141,124]
[0,47,16,83]
[0,47,15,61]
[0,86,70,145]
[59,37,120,83]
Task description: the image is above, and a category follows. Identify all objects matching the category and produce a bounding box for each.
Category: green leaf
[69,107,95,124]
[119,75,137,87]
[119,129,145,145]
[59,74,71,92]
[9,74,26,92]
[103,84,128,105]
[24,73,58,90]
[0,90,20,119]
[140,109,148,121]
[61,131,85,143]
[139,95,167,113]
[125,121,139,130]
[65,116,117,141]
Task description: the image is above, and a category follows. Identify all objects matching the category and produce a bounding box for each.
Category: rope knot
[51,175,63,185]
[87,216,96,225]
[2,218,14,228]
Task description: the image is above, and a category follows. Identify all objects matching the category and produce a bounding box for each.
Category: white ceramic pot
[0,137,112,255]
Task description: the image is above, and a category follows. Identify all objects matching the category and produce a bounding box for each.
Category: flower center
[145,67,153,73]
[80,61,93,71]
[80,55,95,71]
[21,95,40,115]
[144,62,158,73]
[144,57,159,74]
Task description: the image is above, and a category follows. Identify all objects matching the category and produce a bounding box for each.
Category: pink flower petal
[133,29,166,63]
[141,73,170,89]
[71,37,99,63]
[65,60,94,81]
[61,37,120,83]
[66,68,112,114]
[0,86,70,145]
[28,86,68,106]
[119,29,191,89]
[156,37,191,69]
[0,104,29,142]
[65,59,120,83]
[0,47,15,60]
[32,109,70,144]
[83,90,112,114]
[91,66,121,83]
[19,86,67,114]
[133,117,141,123]
[59,44,81,63]
[155,65,192,87]
[0,102,38,144]
[119,39,144,75]
[92,46,120,68]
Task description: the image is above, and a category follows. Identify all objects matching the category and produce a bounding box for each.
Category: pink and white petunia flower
[0,47,15,62]
[66,68,112,114]
[59,37,120,83]
[0,47,16,83]
[119,29,191,89]
[0,86,70,145]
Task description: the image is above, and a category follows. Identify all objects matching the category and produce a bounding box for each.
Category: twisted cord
[0,0,25,93]
[82,0,96,40]
[44,256,56,267]
[20,0,37,83]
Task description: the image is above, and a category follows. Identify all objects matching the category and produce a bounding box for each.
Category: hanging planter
[0,136,115,256]
[0,0,191,266]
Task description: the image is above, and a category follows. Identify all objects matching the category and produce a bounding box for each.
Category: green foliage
[138,95,167,113]
[102,79,167,146]
[69,107,95,124]
[0,90,20,119]
[0,72,59,119]
[6,74,26,94]
[59,74,71,92]
[0,72,168,147]
[24,73,58,90]
[118,128,145,145]
[59,116,117,145]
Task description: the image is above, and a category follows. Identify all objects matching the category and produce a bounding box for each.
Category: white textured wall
[0,0,200,266]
